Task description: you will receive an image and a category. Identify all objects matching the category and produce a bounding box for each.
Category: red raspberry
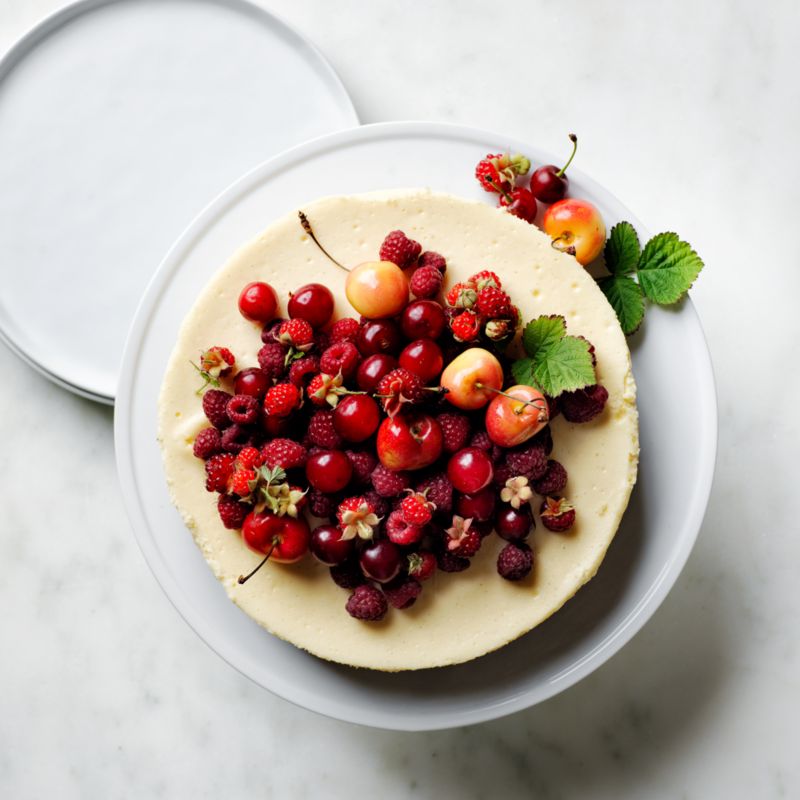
[220,424,254,454]
[449,310,481,342]
[346,584,387,621]
[385,510,424,545]
[476,286,513,318]
[226,393,259,425]
[410,265,443,299]
[383,577,423,609]
[217,494,249,530]
[263,383,301,417]
[261,438,307,470]
[371,464,411,498]
[445,282,477,309]
[278,318,314,348]
[307,410,343,449]
[199,346,235,378]
[257,342,286,380]
[436,412,471,454]
[193,427,221,459]
[407,551,436,581]
[288,355,319,387]
[531,460,567,495]
[469,270,502,291]
[506,442,548,481]
[475,153,509,193]
[469,430,492,451]
[306,372,344,408]
[497,541,533,581]
[229,467,256,498]
[346,450,377,488]
[330,317,360,344]
[415,472,453,515]
[202,389,232,429]
[400,491,434,525]
[308,488,339,518]
[560,384,609,424]
[418,251,446,273]
[319,341,360,380]
[437,549,470,573]
[204,453,235,492]
[540,497,576,532]
[235,447,263,471]
[375,368,424,416]
[378,230,421,268]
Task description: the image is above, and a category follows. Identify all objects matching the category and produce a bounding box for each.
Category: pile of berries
[190,229,607,622]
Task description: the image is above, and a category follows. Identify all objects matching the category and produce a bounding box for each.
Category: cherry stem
[298,211,349,272]
[556,133,578,178]
[485,176,513,203]
[237,541,276,585]
[476,384,548,416]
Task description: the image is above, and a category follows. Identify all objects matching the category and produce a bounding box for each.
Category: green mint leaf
[514,315,595,396]
[637,232,704,304]
[599,275,645,335]
[521,315,566,357]
[604,221,641,275]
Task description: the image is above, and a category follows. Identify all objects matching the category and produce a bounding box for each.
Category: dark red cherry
[399,339,444,382]
[288,283,334,328]
[359,540,402,583]
[333,395,380,442]
[357,319,403,356]
[401,300,446,340]
[496,505,534,541]
[310,524,354,566]
[305,450,353,493]
[456,486,496,522]
[529,133,578,204]
[233,367,270,399]
[238,282,278,323]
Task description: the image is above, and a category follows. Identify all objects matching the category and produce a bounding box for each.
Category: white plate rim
[114,120,718,730]
[0,0,358,405]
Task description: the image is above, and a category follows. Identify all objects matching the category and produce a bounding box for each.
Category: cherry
[333,395,380,442]
[357,319,403,357]
[456,486,496,522]
[288,283,334,328]
[496,505,533,541]
[305,450,353,493]
[530,133,577,204]
[401,300,446,340]
[447,447,494,494]
[238,282,279,323]
[377,413,443,471]
[234,367,270,399]
[498,188,537,223]
[359,540,402,583]
[356,353,398,392]
[310,524,354,566]
[399,339,444,382]
[239,511,310,583]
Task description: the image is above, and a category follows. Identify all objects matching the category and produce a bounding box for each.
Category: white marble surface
[1,0,798,796]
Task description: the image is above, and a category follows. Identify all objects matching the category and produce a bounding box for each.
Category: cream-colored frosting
[158,190,638,671]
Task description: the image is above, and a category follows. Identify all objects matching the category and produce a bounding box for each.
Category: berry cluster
[189,229,608,622]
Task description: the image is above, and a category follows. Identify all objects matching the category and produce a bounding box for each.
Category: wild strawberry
[415,472,453,515]
[469,270,502,291]
[236,447,264,471]
[540,496,576,532]
[204,453,235,492]
[484,317,515,342]
[445,281,477,309]
[330,317,360,344]
[474,153,531,193]
[261,438,307,470]
[449,309,481,342]
[445,515,481,557]
[263,382,301,417]
[375,367,424,416]
[385,510,424,546]
[195,346,235,390]
[410,265,443,299]
[400,490,435,526]
[337,496,381,540]
[476,286,512,318]
[379,230,421,268]
[229,467,256,498]
[278,318,313,348]
[307,372,344,407]
[407,551,436,581]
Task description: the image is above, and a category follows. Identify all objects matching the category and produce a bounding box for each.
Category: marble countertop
[2,0,798,796]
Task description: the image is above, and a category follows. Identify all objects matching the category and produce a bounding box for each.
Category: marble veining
[1,0,798,797]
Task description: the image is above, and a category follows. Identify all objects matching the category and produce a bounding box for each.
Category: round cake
[158,189,639,671]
